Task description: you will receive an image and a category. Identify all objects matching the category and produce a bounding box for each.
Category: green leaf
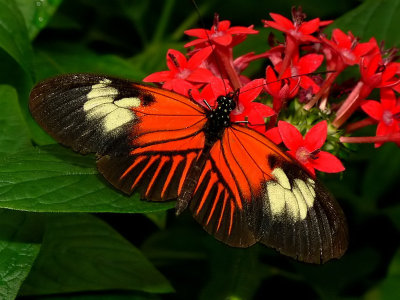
[0,0,34,78]
[0,85,31,154]
[0,209,42,300]
[362,143,400,203]
[332,0,400,46]
[32,293,161,300]
[200,245,265,300]
[144,211,168,229]
[365,249,400,300]
[294,247,380,298]
[20,214,173,295]
[34,43,147,82]
[15,0,63,40]
[0,145,175,213]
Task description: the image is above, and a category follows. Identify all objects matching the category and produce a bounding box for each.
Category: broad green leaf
[16,0,63,40]
[144,211,168,229]
[362,143,400,204]
[294,248,380,298]
[34,43,146,82]
[20,214,173,295]
[0,85,31,154]
[0,209,42,300]
[385,204,400,231]
[365,249,400,300]
[200,245,265,300]
[0,145,175,213]
[34,293,160,300]
[0,0,34,78]
[332,0,400,46]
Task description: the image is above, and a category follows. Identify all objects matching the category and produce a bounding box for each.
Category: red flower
[262,12,321,44]
[264,66,299,115]
[262,8,328,78]
[231,79,275,133]
[361,88,400,147]
[184,14,258,48]
[143,47,214,96]
[291,53,324,93]
[360,52,400,97]
[265,127,282,145]
[278,121,345,176]
[321,29,376,67]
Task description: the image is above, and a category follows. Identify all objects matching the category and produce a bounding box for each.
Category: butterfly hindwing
[190,125,348,263]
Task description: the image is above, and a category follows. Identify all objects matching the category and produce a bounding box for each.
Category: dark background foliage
[0,0,400,299]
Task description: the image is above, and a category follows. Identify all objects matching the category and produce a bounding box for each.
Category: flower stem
[345,118,376,134]
[332,81,364,128]
[304,70,339,110]
[214,46,242,90]
[340,133,400,144]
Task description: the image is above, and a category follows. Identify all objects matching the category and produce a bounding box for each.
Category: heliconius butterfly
[29,72,348,264]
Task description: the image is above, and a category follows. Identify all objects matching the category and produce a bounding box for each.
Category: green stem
[152,0,176,44]
[171,2,212,41]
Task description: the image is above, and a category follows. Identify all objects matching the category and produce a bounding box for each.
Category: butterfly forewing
[29,73,348,263]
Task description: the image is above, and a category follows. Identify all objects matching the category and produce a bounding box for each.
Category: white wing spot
[265,174,316,221]
[292,186,308,220]
[294,179,315,208]
[272,167,291,189]
[103,109,134,132]
[114,97,141,108]
[83,80,138,133]
[86,103,116,119]
[284,189,299,220]
[267,182,285,216]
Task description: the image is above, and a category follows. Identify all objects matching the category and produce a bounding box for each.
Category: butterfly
[29,73,348,263]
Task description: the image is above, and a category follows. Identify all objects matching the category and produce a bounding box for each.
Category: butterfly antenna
[238,70,336,95]
[191,0,229,96]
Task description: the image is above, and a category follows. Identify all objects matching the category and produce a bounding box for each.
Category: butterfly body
[29,73,348,263]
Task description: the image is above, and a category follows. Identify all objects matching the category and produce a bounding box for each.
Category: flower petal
[238,78,264,105]
[361,100,383,120]
[186,68,215,83]
[184,28,208,39]
[217,20,231,31]
[304,121,327,151]
[171,79,196,96]
[299,18,320,35]
[166,49,187,70]
[278,121,304,150]
[187,46,213,69]
[228,26,258,35]
[311,151,345,173]
[213,34,232,46]
[380,88,397,110]
[297,54,324,73]
[264,66,280,94]
[143,71,171,83]
[265,127,282,144]
[269,13,294,30]
[332,29,351,49]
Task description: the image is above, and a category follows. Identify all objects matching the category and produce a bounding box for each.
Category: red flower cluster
[143,8,400,175]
